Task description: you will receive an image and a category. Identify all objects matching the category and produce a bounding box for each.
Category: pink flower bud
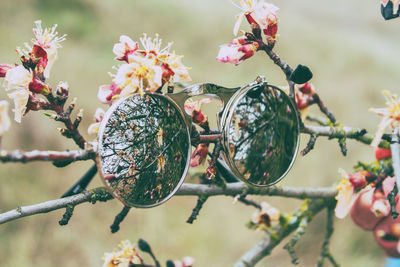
[98,83,119,104]
[298,82,313,95]
[0,64,13,78]
[295,92,312,110]
[348,171,368,191]
[192,109,207,125]
[190,143,209,167]
[216,37,259,65]
[94,108,105,123]
[28,79,50,94]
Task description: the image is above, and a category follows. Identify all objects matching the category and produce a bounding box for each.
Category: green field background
[0,0,399,266]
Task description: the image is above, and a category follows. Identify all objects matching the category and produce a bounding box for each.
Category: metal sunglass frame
[95,76,300,208]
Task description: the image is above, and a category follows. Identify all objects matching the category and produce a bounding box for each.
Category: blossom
[216,36,259,65]
[0,101,11,136]
[4,65,32,92]
[101,34,190,104]
[4,65,32,123]
[113,35,138,62]
[335,168,369,219]
[138,34,191,83]
[102,240,143,267]
[231,0,279,38]
[7,89,30,123]
[31,20,66,78]
[370,90,400,147]
[88,108,105,135]
[113,55,163,97]
[251,201,280,227]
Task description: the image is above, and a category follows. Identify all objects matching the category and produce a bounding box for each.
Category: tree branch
[175,183,336,199]
[0,183,336,225]
[0,187,112,224]
[234,199,329,267]
[0,148,96,163]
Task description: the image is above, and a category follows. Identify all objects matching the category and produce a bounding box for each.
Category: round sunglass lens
[227,85,299,186]
[97,94,190,207]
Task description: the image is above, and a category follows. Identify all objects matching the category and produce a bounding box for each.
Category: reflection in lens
[98,94,190,207]
[228,85,299,186]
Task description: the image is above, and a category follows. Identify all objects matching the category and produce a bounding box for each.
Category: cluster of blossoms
[97,34,191,105]
[216,0,279,65]
[102,240,143,267]
[90,34,191,135]
[102,240,195,267]
[0,21,66,123]
[334,144,400,256]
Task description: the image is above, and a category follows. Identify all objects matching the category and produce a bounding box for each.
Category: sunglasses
[95,77,300,208]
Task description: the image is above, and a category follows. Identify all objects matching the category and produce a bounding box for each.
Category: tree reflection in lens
[228,85,299,186]
[98,94,190,207]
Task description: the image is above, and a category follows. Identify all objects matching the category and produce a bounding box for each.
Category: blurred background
[0,0,399,266]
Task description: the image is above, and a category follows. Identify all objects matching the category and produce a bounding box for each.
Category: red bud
[263,23,278,37]
[299,82,313,94]
[375,147,392,161]
[29,79,49,94]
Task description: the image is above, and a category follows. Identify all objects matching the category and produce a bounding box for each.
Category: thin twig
[236,193,262,210]
[186,195,208,224]
[110,206,132,233]
[301,134,317,156]
[0,184,336,225]
[283,217,309,265]
[312,94,336,123]
[303,124,389,148]
[316,207,339,267]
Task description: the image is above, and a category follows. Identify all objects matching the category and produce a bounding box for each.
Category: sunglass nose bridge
[181,83,240,107]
